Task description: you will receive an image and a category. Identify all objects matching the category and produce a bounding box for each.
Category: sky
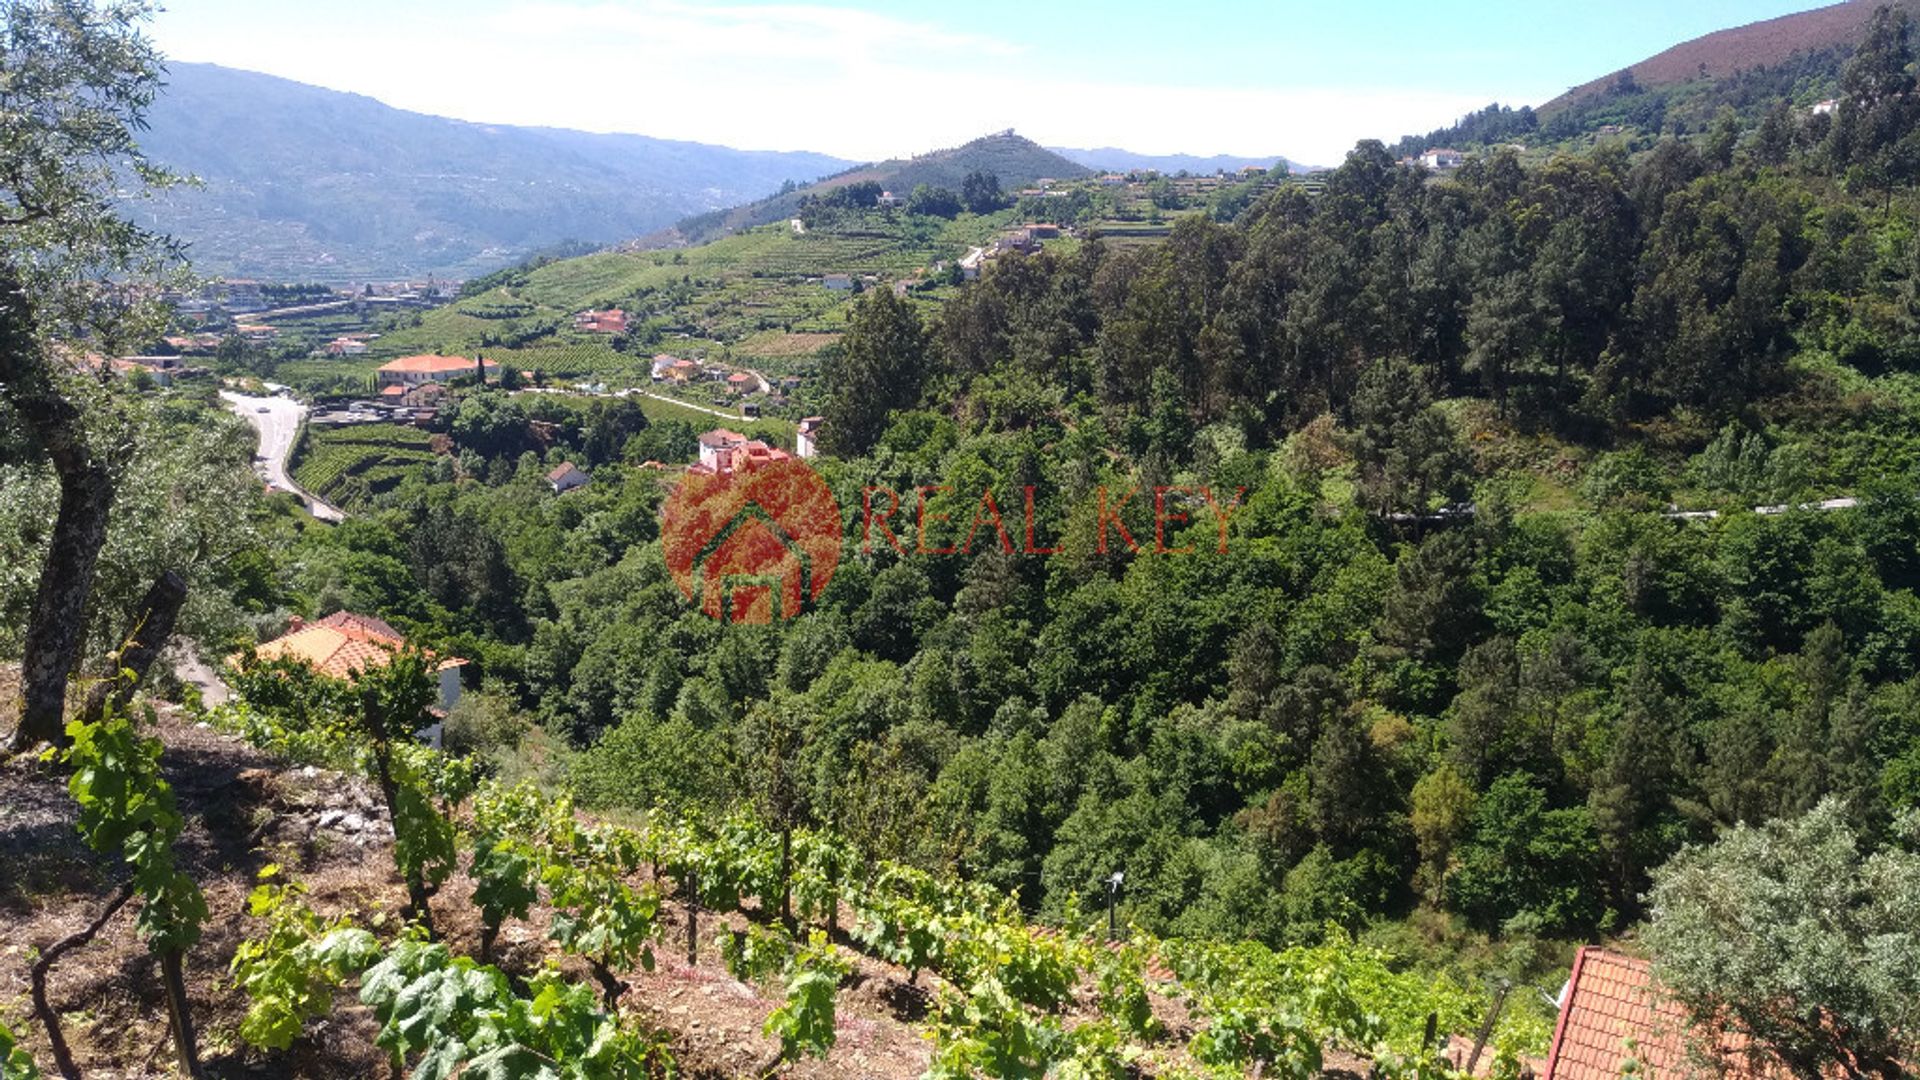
[151,0,1838,166]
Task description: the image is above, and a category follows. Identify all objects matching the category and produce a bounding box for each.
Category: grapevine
[229,866,380,1051]
[0,1022,42,1080]
[57,701,208,1077]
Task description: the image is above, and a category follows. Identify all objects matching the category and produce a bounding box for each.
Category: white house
[796,416,824,459]
[1420,148,1464,170]
[547,462,591,493]
[697,428,748,471]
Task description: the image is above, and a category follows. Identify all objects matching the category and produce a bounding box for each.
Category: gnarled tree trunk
[81,570,188,724]
[0,273,117,753]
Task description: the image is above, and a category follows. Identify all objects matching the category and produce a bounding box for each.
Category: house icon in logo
[662,458,841,623]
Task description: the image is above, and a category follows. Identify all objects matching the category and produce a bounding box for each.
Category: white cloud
[154,2,1509,165]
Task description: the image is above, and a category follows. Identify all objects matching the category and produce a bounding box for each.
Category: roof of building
[698,428,747,447]
[798,416,824,431]
[1545,948,1705,1080]
[727,372,753,382]
[378,353,497,374]
[244,610,463,681]
[547,462,587,482]
[380,384,408,396]
[315,610,404,640]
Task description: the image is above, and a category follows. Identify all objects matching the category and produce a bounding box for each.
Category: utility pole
[1466,978,1512,1074]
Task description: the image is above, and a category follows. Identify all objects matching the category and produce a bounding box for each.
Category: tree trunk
[81,570,188,725]
[158,949,203,1079]
[0,274,116,754]
[30,882,135,1080]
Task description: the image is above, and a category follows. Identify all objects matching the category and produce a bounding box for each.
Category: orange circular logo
[662,458,842,623]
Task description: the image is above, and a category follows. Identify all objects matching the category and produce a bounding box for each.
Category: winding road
[220,390,344,522]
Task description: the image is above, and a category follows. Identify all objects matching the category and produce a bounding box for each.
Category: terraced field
[290,422,439,506]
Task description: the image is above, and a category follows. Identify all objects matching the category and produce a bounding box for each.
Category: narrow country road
[220,390,345,523]
[633,389,756,422]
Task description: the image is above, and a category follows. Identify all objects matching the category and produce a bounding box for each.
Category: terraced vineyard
[290,423,439,506]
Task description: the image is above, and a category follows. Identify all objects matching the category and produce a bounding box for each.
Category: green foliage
[924,976,1070,1080]
[62,704,207,953]
[0,1021,42,1080]
[1644,798,1920,1076]
[764,930,851,1063]
[359,937,670,1078]
[821,287,927,455]
[230,867,380,1050]
[1165,931,1493,1075]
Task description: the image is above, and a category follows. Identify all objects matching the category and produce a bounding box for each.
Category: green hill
[659,131,1090,247]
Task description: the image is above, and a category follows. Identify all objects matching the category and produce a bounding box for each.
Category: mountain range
[133,63,855,282]
[141,1,1897,284]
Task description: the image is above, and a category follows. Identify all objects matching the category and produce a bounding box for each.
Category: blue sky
[152,0,1835,164]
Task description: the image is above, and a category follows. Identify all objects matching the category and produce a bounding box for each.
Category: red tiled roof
[1545,947,1819,1080]
[1546,949,1693,1079]
[378,354,498,374]
[238,610,464,681]
[698,428,746,447]
[315,610,403,640]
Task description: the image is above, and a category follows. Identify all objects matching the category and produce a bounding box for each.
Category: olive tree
[1,0,188,750]
[1643,798,1920,1078]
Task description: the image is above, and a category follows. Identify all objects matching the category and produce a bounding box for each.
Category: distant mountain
[1543,0,1920,112]
[661,132,1091,247]
[133,64,854,282]
[1049,147,1294,175]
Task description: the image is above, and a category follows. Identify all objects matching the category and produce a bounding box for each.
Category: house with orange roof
[238,611,465,747]
[691,427,789,476]
[1544,946,1824,1080]
[375,353,499,389]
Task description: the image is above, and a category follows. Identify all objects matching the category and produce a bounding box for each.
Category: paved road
[220,390,344,522]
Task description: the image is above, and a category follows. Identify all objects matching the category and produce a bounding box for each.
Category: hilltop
[660,131,1090,247]
[132,64,854,282]
[1542,0,1920,112]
